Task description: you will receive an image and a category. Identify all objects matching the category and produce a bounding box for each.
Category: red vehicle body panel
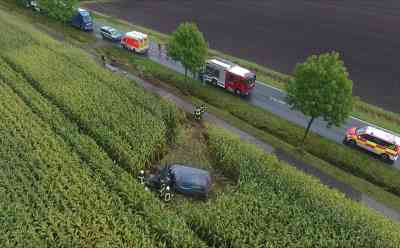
[224,71,255,94]
[123,37,139,49]
[346,127,357,136]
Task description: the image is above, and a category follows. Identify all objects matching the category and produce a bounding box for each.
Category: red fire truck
[201,58,256,96]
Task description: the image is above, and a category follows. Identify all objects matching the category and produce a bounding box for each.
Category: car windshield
[356,127,366,135]
[110,30,120,36]
[82,15,92,23]
[245,75,256,84]
[160,166,171,178]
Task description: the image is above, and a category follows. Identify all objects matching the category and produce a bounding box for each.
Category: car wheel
[211,79,217,86]
[348,140,356,147]
[235,89,242,96]
[381,154,390,162]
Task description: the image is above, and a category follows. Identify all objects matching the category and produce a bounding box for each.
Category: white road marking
[260,82,400,136]
[269,96,287,105]
[256,81,285,93]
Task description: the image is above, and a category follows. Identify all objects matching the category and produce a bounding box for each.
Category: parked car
[343,126,400,163]
[100,26,123,42]
[71,8,93,31]
[120,31,149,54]
[138,164,212,201]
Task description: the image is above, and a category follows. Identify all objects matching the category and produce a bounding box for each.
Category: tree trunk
[184,67,188,83]
[302,116,315,145]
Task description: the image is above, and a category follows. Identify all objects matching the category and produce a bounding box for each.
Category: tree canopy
[38,0,78,22]
[167,22,208,82]
[286,52,353,143]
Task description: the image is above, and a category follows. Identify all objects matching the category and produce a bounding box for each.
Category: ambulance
[200,58,256,96]
[120,31,149,54]
[344,126,400,163]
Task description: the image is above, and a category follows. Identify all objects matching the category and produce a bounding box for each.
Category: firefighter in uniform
[193,105,207,121]
[193,106,201,120]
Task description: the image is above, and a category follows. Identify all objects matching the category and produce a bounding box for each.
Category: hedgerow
[173,126,400,247]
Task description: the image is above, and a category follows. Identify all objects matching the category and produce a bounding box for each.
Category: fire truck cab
[120,31,149,54]
[202,58,256,96]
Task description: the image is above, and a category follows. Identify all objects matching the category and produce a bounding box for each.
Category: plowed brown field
[85,0,400,112]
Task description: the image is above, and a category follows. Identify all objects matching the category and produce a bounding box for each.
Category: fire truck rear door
[217,70,226,88]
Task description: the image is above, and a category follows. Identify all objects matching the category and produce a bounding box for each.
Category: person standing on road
[158,43,162,57]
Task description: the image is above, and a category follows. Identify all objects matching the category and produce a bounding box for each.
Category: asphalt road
[93,22,400,170]
[85,0,400,113]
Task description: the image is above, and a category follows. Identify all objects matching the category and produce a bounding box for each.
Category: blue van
[71,8,93,31]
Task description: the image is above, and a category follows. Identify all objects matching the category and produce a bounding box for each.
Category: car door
[105,30,112,39]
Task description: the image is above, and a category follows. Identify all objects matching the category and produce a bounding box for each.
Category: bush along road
[92,21,400,169]
[99,57,400,222]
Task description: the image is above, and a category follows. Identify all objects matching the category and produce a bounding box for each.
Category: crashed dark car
[139,164,212,200]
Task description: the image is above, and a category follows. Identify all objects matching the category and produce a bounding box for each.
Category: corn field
[0,10,204,248]
[1,5,400,247]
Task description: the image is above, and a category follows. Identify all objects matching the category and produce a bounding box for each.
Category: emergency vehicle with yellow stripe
[344,126,400,163]
[120,31,149,54]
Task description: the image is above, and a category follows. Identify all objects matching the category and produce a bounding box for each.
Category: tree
[38,0,78,22]
[167,22,208,83]
[286,52,353,144]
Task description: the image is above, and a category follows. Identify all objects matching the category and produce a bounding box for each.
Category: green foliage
[286,52,353,142]
[37,0,78,22]
[167,22,208,81]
